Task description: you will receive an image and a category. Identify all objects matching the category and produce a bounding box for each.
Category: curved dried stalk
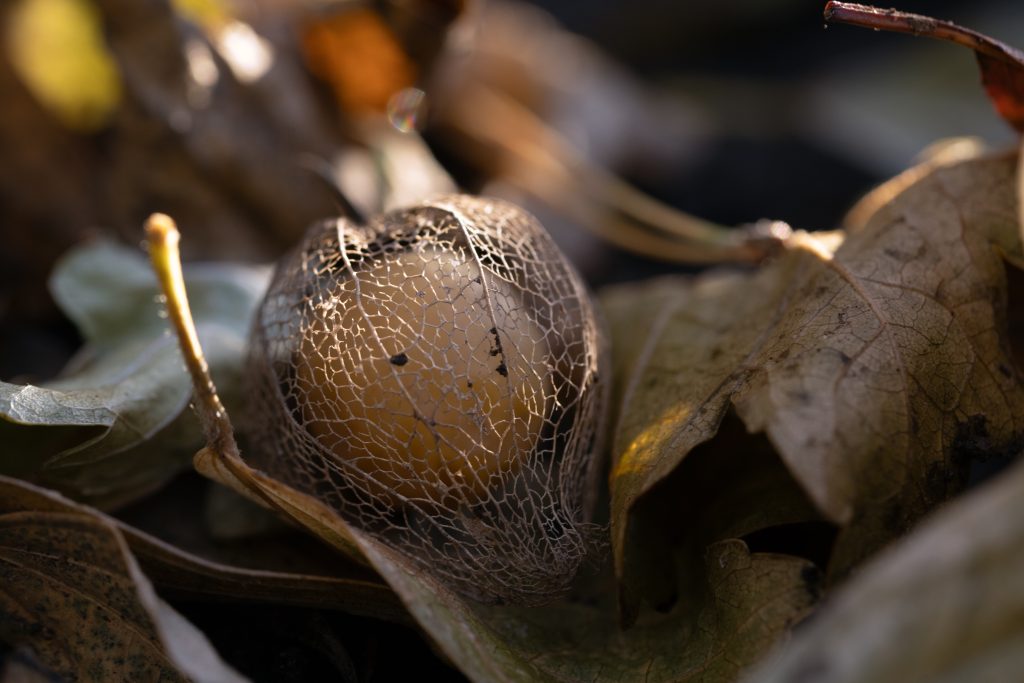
[145,214,366,561]
[441,85,791,264]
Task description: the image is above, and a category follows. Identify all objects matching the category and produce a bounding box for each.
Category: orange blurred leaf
[302,8,416,114]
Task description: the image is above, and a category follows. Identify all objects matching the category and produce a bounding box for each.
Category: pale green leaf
[0,241,270,508]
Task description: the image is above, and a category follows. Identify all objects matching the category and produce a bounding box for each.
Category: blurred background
[1,0,1020,377]
[2,2,1022,678]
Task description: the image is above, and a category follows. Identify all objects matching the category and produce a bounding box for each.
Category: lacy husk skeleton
[246,195,607,604]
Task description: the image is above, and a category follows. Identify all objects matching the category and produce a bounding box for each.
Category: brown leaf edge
[743,455,1024,683]
[0,475,408,622]
[605,150,1024,624]
[0,483,246,682]
[824,2,1024,132]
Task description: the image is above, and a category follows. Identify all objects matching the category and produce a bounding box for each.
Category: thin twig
[824,2,1024,65]
[447,85,790,264]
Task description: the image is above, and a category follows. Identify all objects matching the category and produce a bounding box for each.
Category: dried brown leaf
[843,137,987,232]
[0,488,246,681]
[0,475,406,622]
[605,152,1024,613]
[188,413,817,681]
[825,2,1024,133]
[744,456,1024,683]
[354,533,817,683]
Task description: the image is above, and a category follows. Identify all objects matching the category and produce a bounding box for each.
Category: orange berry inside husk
[293,247,551,507]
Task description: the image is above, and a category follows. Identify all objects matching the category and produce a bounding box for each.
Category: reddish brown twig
[824,2,1024,131]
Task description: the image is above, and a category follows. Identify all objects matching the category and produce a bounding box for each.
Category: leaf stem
[447,85,791,264]
[823,2,1024,66]
[145,213,240,460]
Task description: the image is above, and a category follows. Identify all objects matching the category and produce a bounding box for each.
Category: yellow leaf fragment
[5,0,121,131]
[171,0,229,30]
[302,8,416,114]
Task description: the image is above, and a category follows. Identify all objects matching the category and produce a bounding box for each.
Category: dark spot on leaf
[880,501,909,539]
[953,415,1024,488]
[496,362,508,377]
[998,363,1013,379]
[838,350,852,365]
[800,565,822,602]
[389,353,408,366]
[951,415,991,470]
[791,389,812,404]
[924,460,956,502]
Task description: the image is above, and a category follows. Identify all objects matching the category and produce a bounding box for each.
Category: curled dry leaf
[0,241,268,509]
[824,2,1024,133]
[0,475,409,623]
[192,411,818,681]
[842,137,988,232]
[604,152,1024,614]
[0,481,246,681]
[743,457,1024,683]
[360,537,817,683]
